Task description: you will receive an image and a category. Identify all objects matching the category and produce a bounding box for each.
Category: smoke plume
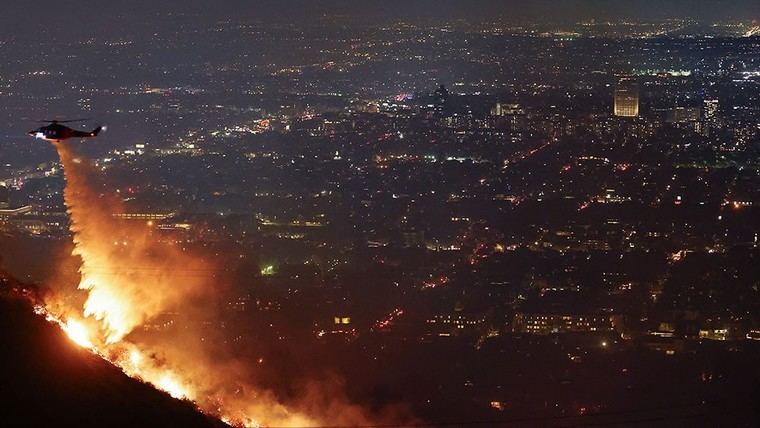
[45,140,404,427]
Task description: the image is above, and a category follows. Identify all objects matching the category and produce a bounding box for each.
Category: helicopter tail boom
[70,126,102,138]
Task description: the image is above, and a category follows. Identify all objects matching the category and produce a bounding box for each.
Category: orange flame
[48,141,318,426]
[62,319,94,349]
[43,141,393,427]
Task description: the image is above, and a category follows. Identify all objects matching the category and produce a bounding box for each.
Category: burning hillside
[28,140,391,427]
[0,280,225,428]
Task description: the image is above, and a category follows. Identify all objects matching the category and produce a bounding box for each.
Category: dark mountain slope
[0,282,226,428]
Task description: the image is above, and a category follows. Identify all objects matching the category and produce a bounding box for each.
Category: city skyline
[1,3,760,427]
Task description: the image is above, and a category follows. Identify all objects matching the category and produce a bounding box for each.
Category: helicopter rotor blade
[38,118,90,123]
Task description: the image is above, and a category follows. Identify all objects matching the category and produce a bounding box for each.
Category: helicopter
[29,119,103,142]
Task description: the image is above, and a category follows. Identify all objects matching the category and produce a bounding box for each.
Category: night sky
[2,1,760,29]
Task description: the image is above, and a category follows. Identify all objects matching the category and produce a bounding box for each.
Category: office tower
[614,76,639,117]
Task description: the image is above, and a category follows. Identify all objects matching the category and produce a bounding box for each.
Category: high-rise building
[491,102,503,116]
[703,98,719,120]
[614,76,639,117]
[666,107,701,123]
[490,102,524,116]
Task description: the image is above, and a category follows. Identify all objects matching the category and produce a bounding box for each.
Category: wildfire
[35,141,389,428]
[155,373,190,400]
[128,349,143,366]
[62,319,94,349]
